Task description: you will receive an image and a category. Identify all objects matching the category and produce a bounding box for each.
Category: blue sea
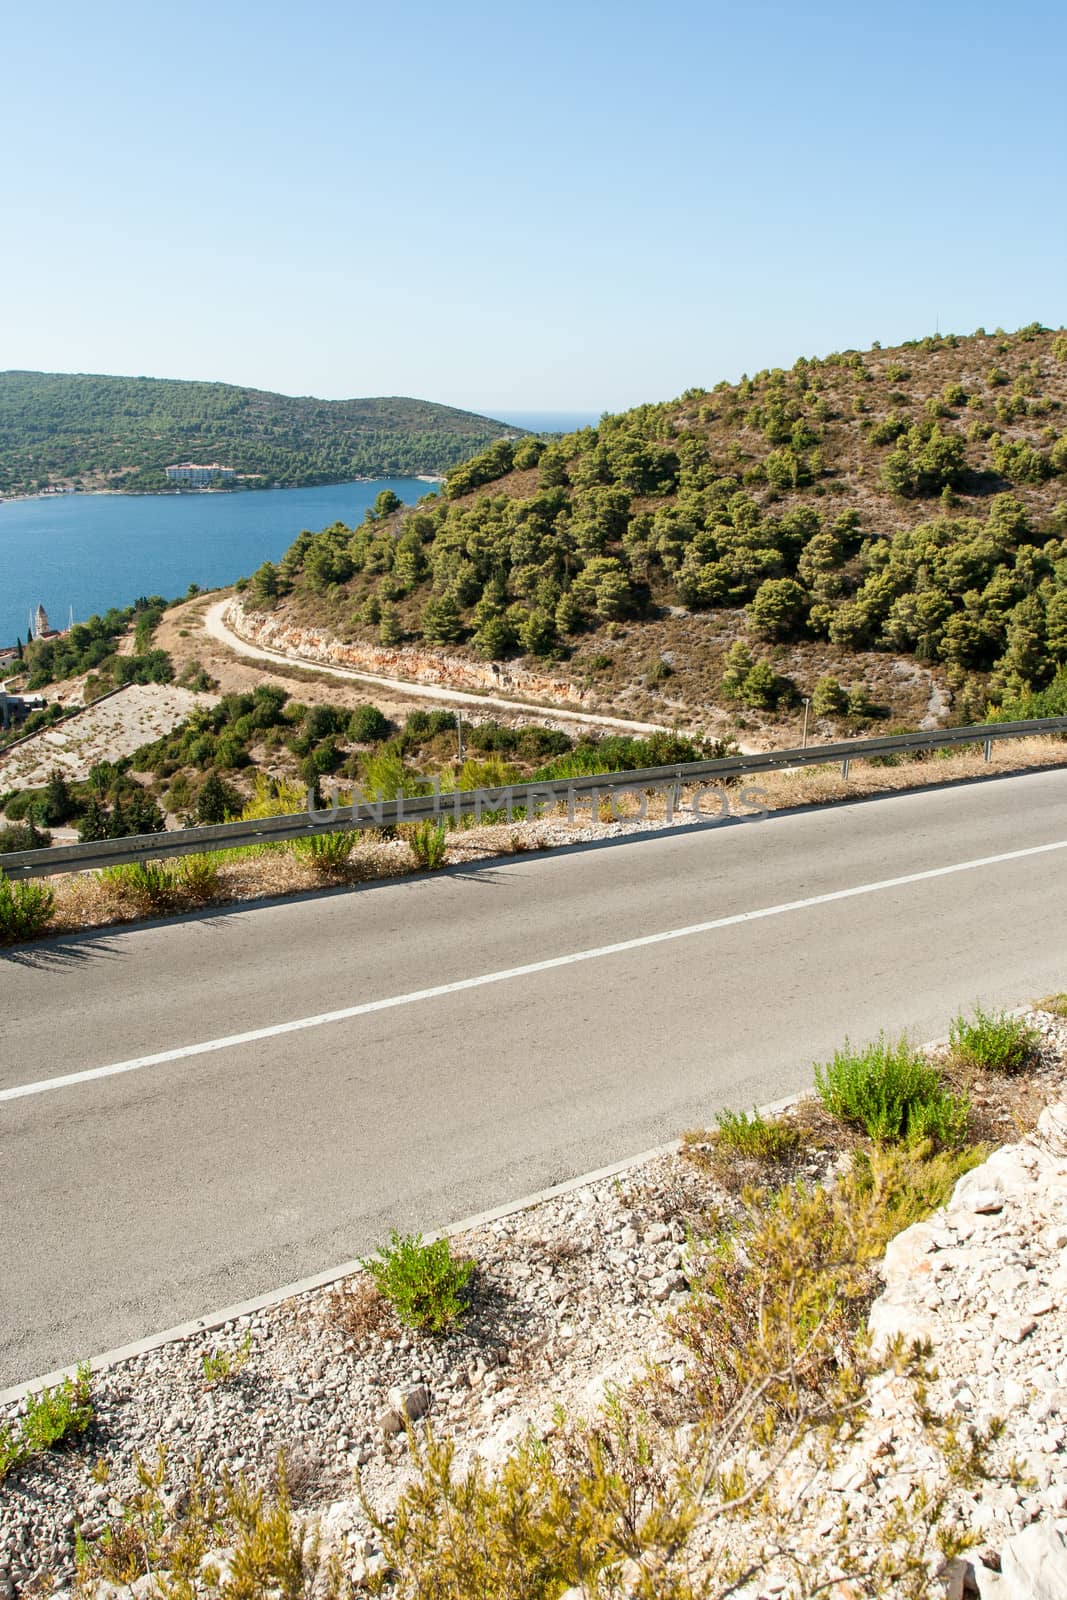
[494,409,602,433]
[0,479,431,648]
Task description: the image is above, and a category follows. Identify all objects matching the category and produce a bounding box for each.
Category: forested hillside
[255,323,1067,731]
[0,372,517,495]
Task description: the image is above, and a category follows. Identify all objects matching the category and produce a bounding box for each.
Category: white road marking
[5,836,1067,1105]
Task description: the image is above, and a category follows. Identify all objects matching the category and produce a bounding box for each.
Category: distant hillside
[0,371,518,495]
[255,323,1067,734]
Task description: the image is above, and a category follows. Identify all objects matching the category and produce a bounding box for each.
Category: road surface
[2,767,1066,1385]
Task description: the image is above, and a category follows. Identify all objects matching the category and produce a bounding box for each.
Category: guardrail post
[984,739,993,763]
[841,758,850,779]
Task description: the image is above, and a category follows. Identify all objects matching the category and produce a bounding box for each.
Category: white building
[164,462,236,486]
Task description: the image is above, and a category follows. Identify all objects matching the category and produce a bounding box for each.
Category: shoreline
[0,474,444,507]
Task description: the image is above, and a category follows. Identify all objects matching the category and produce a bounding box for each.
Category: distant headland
[0,370,523,499]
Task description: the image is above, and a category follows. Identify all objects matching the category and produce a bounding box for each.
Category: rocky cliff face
[225,600,596,709]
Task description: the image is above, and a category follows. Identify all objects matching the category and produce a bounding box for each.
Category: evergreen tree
[196,770,238,824]
[78,798,111,843]
[39,768,76,826]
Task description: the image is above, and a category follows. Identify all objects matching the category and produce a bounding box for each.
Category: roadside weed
[363,1232,474,1334]
[408,820,448,870]
[0,1364,93,1483]
[949,1006,1038,1075]
[99,855,222,914]
[0,870,56,944]
[201,1331,252,1387]
[815,1034,968,1145]
[291,829,357,875]
[712,1108,800,1163]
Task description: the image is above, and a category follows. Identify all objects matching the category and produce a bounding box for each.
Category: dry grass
[753,736,1067,806]
[320,1277,396,1344]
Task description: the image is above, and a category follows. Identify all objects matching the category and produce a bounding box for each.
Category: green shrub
[348,703,390,743]
[408,820,448,870]
[290,829,356,875]
[196,770,240,824]
[363,1231,474,1334]
[174,854,222,905]
[0,1364,93,1483]
[712,1108,800,1163]
[0,820,52,854]
[814,1034,968,1145]
[101,860,176,913]
[0,870,56,944]
[2,788,43,822]
[811,675,847,717]
[948,1006,1038,1075]
[100,855,222,914]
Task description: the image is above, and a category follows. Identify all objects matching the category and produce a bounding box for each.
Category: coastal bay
[0,479,428,646]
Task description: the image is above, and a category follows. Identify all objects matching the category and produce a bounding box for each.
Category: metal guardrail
[3,716,1066,882]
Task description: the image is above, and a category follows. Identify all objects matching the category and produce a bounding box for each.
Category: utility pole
[802,697,811,750]
[456,711,464,763]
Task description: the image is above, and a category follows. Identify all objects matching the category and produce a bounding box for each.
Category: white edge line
[0,1001,1038,1404]
[0,1092,810,1407]
[4,836,1067,1107]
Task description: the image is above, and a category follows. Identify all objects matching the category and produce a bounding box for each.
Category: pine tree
[125,790,165,835]
[40,768,75,826]
[78,799,111,843]
[196,770,234,824]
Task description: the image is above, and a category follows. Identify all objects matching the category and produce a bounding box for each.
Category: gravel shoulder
[3,1012,1067,1597]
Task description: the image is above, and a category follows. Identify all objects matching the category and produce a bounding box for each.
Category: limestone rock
[387,1383,431,1422]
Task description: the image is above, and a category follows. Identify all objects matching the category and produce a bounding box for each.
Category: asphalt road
[3,767,1067,1386]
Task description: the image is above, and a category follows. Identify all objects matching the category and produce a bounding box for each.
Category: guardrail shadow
[0,931,128,971]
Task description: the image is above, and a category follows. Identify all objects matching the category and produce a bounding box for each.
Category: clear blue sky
[3,1,1064,415]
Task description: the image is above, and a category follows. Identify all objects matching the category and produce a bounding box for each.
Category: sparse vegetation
[0,1365,92,1484]
[98,855,221,915]
[674,1142,980,1435]
[8,1003,1037,1595]
[367,1135,987,1600]
[72,1447,321,1596]
[701,1108,800,1166]
[201,1331,252,1388]
[249,324,1067,726]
